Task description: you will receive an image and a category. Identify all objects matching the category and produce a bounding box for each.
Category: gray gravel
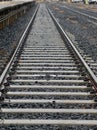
[0,125,97,130]
[1,102,96,109]
[1,113,97,120]
[48,2,97,63]
[0,4,37,75]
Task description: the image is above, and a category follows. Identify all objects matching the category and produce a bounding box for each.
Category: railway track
[0,3,97,129]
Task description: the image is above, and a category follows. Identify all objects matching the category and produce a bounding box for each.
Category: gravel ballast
[0,4,37,75]
[48,3,97,64]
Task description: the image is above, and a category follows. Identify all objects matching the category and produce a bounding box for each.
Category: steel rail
[47,7,97,89]
[0,5,39,86]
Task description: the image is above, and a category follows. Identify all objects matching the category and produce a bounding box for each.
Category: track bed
[0,3,97,130]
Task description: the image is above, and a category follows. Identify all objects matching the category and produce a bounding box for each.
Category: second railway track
[0,3,97,130]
